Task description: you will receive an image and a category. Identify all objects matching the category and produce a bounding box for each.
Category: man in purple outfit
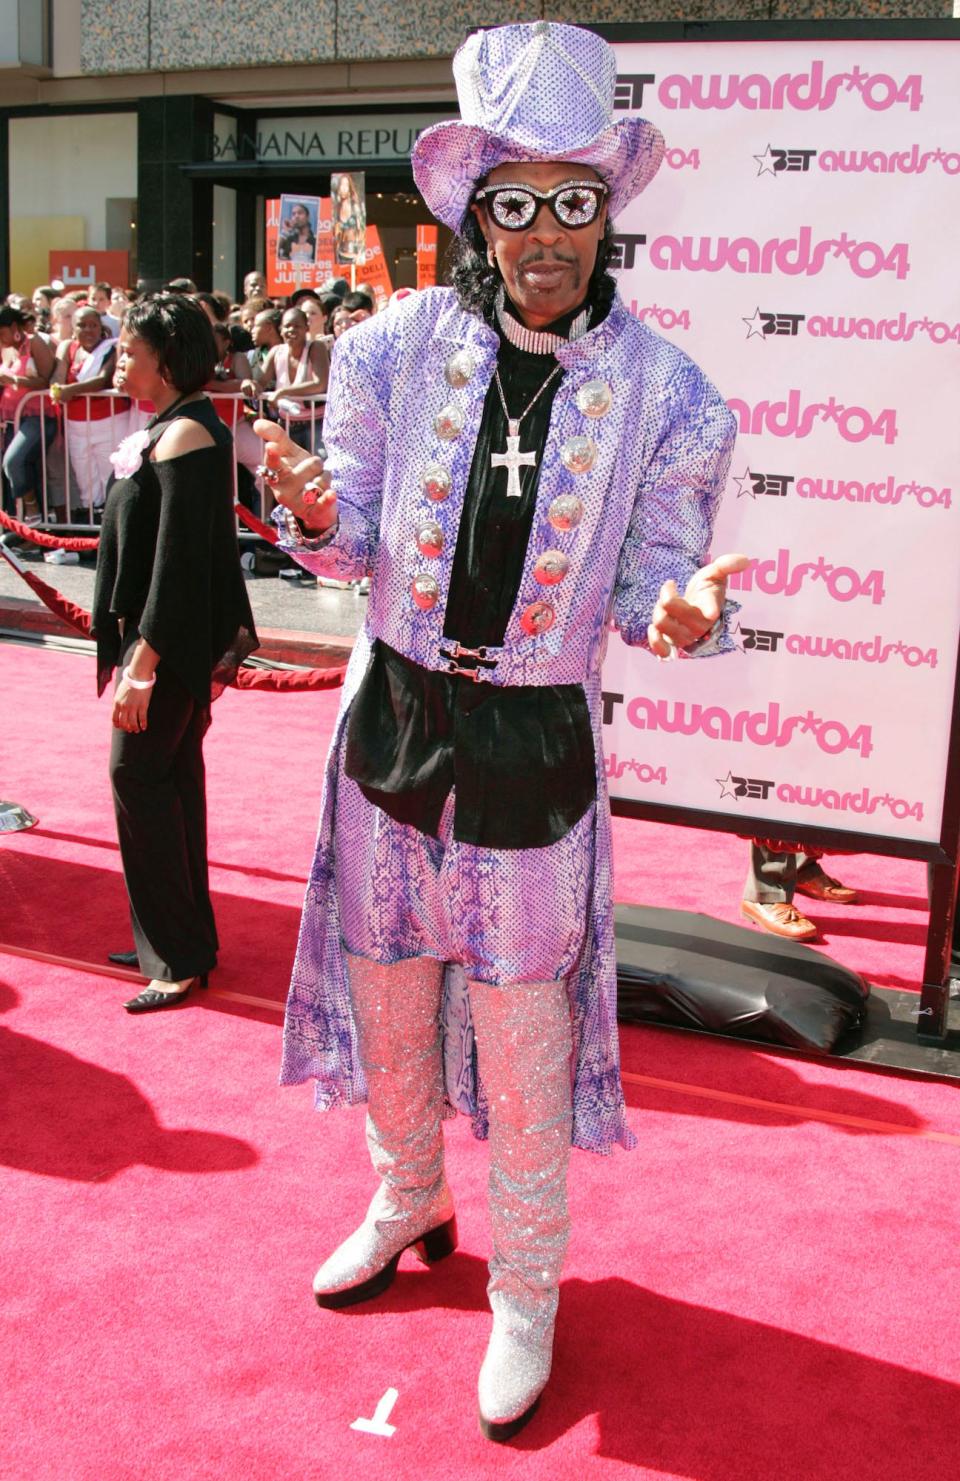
[256,21,745,1442]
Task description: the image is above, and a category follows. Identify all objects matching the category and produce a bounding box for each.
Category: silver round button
[434,403,464,440]
[533,550,570,586]
[444,351,475,388]
[422,464,452,502]
[411,573,441,611]
[519,600,556,637]
[576,380,613,418]
[415,520,444,558]
[561,436,598,474]
[547,494,584,533]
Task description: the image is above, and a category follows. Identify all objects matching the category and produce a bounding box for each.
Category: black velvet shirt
[93,397,258,704]
[343,297,603,850]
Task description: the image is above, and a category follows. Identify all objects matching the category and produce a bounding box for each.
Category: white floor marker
[350,1387,399,1437]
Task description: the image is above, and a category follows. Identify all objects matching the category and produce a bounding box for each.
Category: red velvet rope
[0,507,100,551]
[234,503,279,545]
[2,554,344,692]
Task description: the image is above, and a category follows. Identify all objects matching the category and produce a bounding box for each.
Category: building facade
[1,0,955,299]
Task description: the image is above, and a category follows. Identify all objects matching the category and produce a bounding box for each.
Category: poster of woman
[331,173,366,266]
[277,196,320,264]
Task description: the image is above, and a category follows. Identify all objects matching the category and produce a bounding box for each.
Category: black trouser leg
[109,663,218,982]
[743,843,798,904]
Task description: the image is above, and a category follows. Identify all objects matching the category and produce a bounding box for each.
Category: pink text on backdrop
[625,698,873,757]
[728,551,885,603]
[646,230,909,279]
[776,782,923,821]
[737,625,939,668]
[727,391,898,443]
[819,146,960,175]
[807,313,960,345]
[613,64,924,113]
[796,475,950,508]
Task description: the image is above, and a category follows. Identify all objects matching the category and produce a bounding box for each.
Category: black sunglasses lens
[553,187,601,227]
[489,189,537,230]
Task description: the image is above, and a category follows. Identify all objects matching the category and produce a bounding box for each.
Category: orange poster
[355,226,393,311]
[265,198,333,298]
[416,225,438,290]
[49,250,130,290]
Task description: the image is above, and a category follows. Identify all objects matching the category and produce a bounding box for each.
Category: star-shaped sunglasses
[474,180,609,232]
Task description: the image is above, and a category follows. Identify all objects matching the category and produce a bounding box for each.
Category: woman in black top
[92,294,257,1012]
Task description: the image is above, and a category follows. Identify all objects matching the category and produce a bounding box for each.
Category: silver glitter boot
[313,954,457,1309]
[470,980,573,1442]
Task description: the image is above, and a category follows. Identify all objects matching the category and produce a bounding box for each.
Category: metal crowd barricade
[6,388,327,532]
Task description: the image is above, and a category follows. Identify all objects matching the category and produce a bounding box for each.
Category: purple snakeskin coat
[276,286,737,1154]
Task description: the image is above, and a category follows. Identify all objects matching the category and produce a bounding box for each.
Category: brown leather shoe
[740,899,818,941]
[794,870,858,905]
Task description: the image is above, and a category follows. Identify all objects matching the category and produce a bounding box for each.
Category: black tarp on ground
[614,905,869,1054]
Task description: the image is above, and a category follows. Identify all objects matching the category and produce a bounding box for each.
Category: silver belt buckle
[446,659,485,682]
[446,641,488,660]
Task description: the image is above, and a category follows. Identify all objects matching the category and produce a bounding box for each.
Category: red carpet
[2,642,959,1480]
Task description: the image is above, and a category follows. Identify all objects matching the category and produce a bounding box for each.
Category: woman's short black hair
[124,293,217,394]
[0,305,30,330]
[194,290,229,323]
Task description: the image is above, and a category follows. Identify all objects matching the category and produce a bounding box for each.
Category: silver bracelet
[122,664,156,690]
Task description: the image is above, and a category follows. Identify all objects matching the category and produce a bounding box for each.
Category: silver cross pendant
[490,419,537,499]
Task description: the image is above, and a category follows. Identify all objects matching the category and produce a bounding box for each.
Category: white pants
[65,412,129,512]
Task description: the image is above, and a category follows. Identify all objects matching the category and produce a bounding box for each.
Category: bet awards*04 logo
[755,144,960,177]
[743,309,804,339]
[742,309,960,347]
[735,625,938,670]
[731,467,951,510]
[715,771,924,822]
[613,65,923,113]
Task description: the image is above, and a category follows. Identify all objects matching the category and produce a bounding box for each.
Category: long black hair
[444,207,618,321]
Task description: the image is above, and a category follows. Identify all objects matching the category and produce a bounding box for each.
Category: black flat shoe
[108,950,140,968]
[124,974,208,1013]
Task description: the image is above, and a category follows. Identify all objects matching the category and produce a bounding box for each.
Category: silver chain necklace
[490,364,563,499]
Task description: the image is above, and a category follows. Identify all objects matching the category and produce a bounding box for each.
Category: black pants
[743,845,821,904]
[109,651,218,982]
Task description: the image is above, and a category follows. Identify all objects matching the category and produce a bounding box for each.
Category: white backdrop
[603,36,960,847]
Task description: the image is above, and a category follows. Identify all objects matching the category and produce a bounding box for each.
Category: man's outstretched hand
[253,418,337,534]
[647,552,750,658]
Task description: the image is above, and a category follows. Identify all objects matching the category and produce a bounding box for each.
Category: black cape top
[92,396,258,704]
[343,294,607,850]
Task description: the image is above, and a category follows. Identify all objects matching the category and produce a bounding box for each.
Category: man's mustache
[518,251,578,269]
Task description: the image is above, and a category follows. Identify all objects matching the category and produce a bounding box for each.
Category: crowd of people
[0,271,382,565]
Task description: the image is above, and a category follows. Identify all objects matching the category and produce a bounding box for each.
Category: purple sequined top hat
[411,20,664,233]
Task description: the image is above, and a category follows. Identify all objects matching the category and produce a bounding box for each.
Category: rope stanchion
[0,543,346,693]
[228,665,347,692]
[235,503,279,546]
[0,508,100,552]
[0,543,92,635]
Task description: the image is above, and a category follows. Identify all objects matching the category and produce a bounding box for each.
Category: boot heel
[412,1215,458,1265]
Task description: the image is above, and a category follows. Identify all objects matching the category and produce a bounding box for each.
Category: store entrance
[235,173,453,305]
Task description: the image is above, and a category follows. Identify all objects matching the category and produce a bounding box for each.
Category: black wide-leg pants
[109,652,218,983]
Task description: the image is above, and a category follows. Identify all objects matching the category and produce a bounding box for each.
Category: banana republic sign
[212,111,450,164]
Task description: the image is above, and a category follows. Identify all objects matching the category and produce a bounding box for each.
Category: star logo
[753,144,778,177]
[716,771,740,801]
[733,467,758,499]
[742,306,768,340]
